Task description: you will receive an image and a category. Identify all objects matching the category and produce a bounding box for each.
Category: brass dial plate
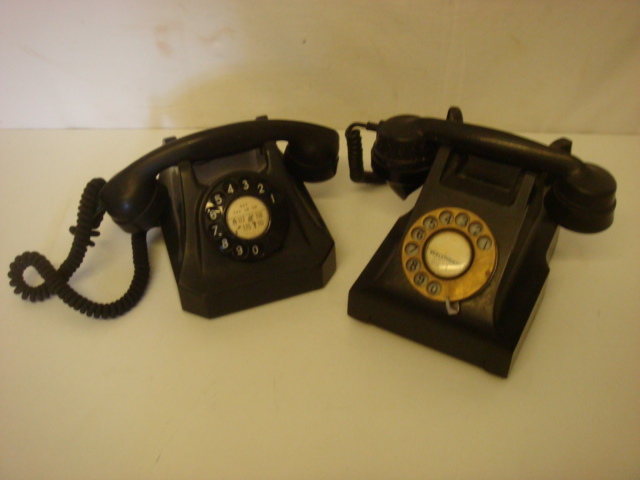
[401,207,497,302]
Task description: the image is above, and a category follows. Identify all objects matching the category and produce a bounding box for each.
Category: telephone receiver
[9,118,339,319]
[101,118,339,233]
[346,107,616,376]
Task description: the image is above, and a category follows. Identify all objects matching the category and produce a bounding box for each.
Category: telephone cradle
[346,107,616,377]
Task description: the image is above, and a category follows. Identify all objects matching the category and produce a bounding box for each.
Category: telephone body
[158,133,336,318]
[9,118,339,319]
[346,108,616,377]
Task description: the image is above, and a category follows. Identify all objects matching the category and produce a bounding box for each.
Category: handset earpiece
[100,120,339,233]
[347,107,463,198]
[544,160,617,233]
[281,130,339,182]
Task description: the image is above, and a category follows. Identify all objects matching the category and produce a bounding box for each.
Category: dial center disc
[423,230,472,279]
[225,196,270,240]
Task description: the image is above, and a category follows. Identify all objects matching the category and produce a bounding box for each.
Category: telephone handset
[9,118,339,319]
[346,107,616,377]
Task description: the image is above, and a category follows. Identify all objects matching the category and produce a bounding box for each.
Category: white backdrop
[2,2,640,478]
[1,0,639,133]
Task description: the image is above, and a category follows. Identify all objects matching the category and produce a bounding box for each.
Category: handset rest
[100,120,339,233]
[370,113,617,233]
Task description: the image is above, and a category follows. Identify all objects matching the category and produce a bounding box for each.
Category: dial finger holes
[401,207,497,302]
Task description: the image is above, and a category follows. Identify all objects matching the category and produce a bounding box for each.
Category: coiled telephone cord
[345,123,384,184]
[8,178,150,319]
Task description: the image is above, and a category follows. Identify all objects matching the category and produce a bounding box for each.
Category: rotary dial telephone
[8,118,339,319]
[345,107,617,377]
[7,108,618,377]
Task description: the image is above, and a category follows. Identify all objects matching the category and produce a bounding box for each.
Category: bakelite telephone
[8,108,617,376]
[345,107,617,376]
[9,118,339,319]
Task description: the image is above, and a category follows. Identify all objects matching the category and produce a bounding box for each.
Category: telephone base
[159,142,337,320]
[348,212,557,378]
[176,245,335,319]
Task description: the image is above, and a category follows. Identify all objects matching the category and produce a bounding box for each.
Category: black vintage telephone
[9,118,339,319]
[345,107,617,376]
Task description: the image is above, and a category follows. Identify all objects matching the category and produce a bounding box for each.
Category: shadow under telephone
[8,108,617,376]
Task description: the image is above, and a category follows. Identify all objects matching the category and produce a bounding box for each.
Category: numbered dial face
[203,174,289,261]
[401,207,497,302]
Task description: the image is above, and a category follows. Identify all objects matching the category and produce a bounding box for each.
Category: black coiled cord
[345,123,385,184]
[8,178,150,319]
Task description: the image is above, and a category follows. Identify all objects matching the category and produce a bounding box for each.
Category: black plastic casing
[348,145,559,377]
[159,142,336,319]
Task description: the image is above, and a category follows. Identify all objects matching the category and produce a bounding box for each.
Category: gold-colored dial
[401,207,497,302]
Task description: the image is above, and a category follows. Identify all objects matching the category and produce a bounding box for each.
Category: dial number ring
[203,173,289,261]
[401,207,497,302]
